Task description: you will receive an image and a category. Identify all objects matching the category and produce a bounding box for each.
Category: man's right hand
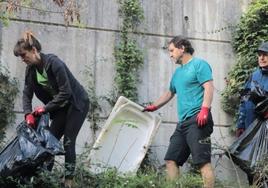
[25,114,36,128]
[236,128,245,137]
[142,105,158,112]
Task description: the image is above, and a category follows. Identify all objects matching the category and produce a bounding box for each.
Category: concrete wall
[0,0,252,182]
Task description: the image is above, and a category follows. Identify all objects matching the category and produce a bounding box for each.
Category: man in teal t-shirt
[143,36,214,188]
[170,57,213,122]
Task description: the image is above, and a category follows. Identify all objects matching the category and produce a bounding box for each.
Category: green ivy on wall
[0,64,18,143]
[74,0,145,140]
[221,0,268,121]
[114,0,144,102]
[84,65,102,138]
[0,0,80,26]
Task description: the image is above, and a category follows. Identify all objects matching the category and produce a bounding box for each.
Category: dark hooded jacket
[23,53,88,115]
[237,68,268,129]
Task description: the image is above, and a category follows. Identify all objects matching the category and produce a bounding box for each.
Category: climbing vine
[0,63,18,143]
[84,65,102,139]
[221,0,268,118]
[84,0,145,138]
[0,0,80,26]
[114,0,144,102]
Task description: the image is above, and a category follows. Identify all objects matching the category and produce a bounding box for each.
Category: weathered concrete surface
[0,0,253,181]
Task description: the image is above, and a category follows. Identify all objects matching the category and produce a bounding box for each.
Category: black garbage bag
[0,114,64,178]
[248,81,267,105]
[228,81,268,186]
[227,117,268,187]
[255,98,268,117]
[227,119,268,174]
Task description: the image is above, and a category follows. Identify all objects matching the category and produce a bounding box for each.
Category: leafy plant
[0,148,244,188]
[83,65,103,138]
[118,0,144,32]
[253,155,268,187]
[0,64,18,142]
[221,0,268,123]
[0,0,81,26]
[83,0,145,136]
[114,0,144,102]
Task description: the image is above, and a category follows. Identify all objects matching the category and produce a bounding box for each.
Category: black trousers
[48,99,89,178]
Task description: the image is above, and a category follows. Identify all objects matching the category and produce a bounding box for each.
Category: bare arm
[152,91,175,109]
[201,80,214,108]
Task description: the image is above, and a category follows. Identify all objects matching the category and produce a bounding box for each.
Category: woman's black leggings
[48,99,89,178]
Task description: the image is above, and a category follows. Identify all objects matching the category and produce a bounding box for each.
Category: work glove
[25,113,36,128]
[236,128,245,137]
[33,106,46,116]
[142,105,158,112]
[196,106,209,127]
[263,111,268,119]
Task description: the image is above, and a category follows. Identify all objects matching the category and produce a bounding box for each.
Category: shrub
[221,0,268,123]
[0,64,18,143]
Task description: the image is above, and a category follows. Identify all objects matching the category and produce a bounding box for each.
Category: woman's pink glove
[25,114,36,128]
[33,106,46,116]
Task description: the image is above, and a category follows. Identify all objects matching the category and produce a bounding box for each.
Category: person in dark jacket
[14,31,89,188]
[236,42,268,137]
[236,41,268,185]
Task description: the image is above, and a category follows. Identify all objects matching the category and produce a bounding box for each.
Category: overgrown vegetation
[84,0,145,137]
[221,0,268,121]
[253,155,268,187]
[0,64,18,143]
[114,0,144,102]
[0,144,248,188]
[1,152,240,188]
[84,65,103,139]
[0,0,80,26]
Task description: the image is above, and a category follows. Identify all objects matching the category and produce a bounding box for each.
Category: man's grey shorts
[164,112,214,166]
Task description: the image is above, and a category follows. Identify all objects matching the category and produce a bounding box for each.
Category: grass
[0,147,249,188]
[0,160,246,188]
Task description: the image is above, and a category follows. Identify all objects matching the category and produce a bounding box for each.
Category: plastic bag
[0,114,64,177]
[248,81,267,105]
[255,98,268,117]
[227,118,268,183]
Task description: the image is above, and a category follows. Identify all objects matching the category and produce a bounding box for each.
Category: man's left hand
[33,106,46,116]
[196,106,210,127]
[264,111,268,119]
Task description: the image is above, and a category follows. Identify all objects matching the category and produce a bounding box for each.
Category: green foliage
[0,150,243,188]
[253,155,268,187]
[0,64,18,142]
[118,0,144,32]
[0,0,80,26]
[221,0,268,119]
[114,0,144,102]
[83,65,102,134]
[1,167,203,188]
[0,11,15,27]
[114,39,144,101]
